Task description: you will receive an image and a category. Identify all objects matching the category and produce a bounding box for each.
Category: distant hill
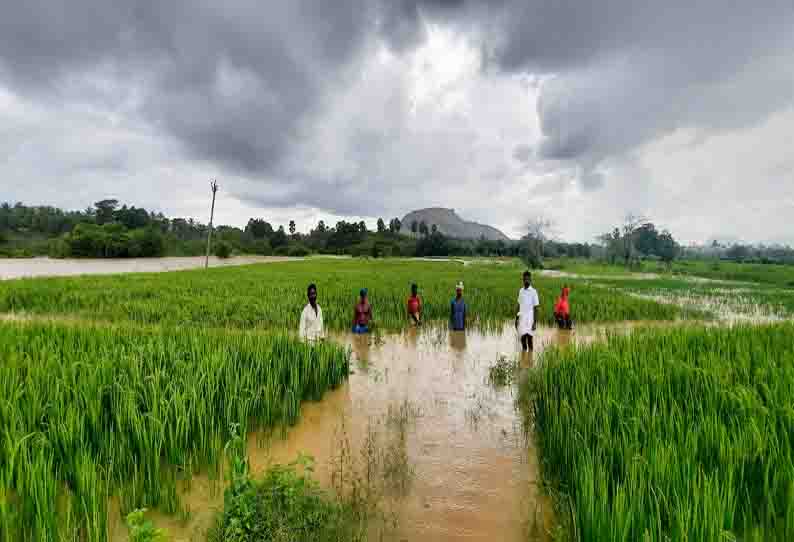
[401,208,510,241]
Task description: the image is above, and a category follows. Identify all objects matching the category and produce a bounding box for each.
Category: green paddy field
[1,257,792,541]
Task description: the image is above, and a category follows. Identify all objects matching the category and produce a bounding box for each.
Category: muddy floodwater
[110,322,638,542]
[0,256,296,280]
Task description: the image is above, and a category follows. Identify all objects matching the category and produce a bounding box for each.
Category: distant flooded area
[0,256,294,280]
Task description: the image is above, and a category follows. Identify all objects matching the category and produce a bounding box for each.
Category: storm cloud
[0,0,375,172]
[1,0,793,243]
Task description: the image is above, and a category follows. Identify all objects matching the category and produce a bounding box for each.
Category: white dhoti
[517,312,535,336]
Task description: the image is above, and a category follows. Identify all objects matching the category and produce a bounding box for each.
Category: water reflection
[351,333,371,366]
[404,325,419,349]
[519,350,534,369]
[448,329,467,354]
[555,328,574,349]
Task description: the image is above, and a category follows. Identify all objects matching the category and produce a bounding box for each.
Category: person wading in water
[516,271,540,352]
[450,282,467,331]
[299,283,325,342]
[554,286,572,329]
[407,283,422,326]
[352,288,372,334]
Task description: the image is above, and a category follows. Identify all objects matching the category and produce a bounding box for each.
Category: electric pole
[205,180,219,269]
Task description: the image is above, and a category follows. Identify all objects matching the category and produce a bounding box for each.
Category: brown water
[109,322,639,542]
[0,256,297,280]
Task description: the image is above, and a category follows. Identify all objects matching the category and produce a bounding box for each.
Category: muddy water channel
[0,256,295,280]
[111,322,633,541]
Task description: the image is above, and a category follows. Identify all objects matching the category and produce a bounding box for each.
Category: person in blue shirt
[450,282,467,331]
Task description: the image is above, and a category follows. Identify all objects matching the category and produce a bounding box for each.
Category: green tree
[657,230,679,264]
[377,218,386,233]
[523,216,555,268]
[116,205,151,230]
[419,221,428,236]
[726,244,752,262]
[598,228,622,264]
[214,240,232,258]
[416,231,450,256]
[94,199,119,225]
[387,217,403,234]
[271,226,288,248]
[620,214,646,266]
[289,220,296,236]
[245,218,273,239]
[634,222,659,256]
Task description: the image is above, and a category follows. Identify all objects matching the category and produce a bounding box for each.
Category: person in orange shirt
[407,283,422,325]
[554,286,572,329]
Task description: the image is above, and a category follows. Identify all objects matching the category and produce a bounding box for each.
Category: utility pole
[205,180,219,269]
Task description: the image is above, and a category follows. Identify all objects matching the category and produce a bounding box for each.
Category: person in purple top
[450,282,467,331]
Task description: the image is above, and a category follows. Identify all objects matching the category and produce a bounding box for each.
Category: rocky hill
[401,208,510,241]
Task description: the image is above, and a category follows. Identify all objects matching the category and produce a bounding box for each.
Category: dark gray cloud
[512,144,532,164]
[4,0,791,180]
[2,0,794,243]
[377,0,473,52]
[0,0,375,173]
[400,1,794,187]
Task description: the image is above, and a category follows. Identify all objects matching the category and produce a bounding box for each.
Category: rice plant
[0,321,349,541]
[523,323,794,541]
[0,259,683,331]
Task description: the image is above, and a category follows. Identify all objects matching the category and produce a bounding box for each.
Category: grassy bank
[0,259,684,331]
[524,323,794,541]
[671,260,794,288]
[0,321,349,541]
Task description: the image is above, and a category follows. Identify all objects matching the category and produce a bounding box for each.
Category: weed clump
[126,509,168,542]
[488,354,520,387]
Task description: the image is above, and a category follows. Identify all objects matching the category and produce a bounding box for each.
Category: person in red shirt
[554,286,572,329]
[352,288,372,333]
[407,283,422,326]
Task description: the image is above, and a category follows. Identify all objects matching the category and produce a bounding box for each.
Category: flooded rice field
[633,291,789,323]
[0,256,295,280]
[109,322,644,542]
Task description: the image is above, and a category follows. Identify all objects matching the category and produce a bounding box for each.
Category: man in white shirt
[299,283,325,343]
[516,270,540,352]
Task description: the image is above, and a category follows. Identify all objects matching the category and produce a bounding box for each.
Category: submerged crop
[0,321,349,541]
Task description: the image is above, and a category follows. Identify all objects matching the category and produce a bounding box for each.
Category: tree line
[597,216,679,267]
[3,199,561,259]
[13,199,782,266]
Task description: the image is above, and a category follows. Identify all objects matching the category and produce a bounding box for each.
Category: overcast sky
[1,1,792,244]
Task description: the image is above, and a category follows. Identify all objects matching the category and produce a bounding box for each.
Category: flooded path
[0,256,296,280]
[110,322,642,542]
